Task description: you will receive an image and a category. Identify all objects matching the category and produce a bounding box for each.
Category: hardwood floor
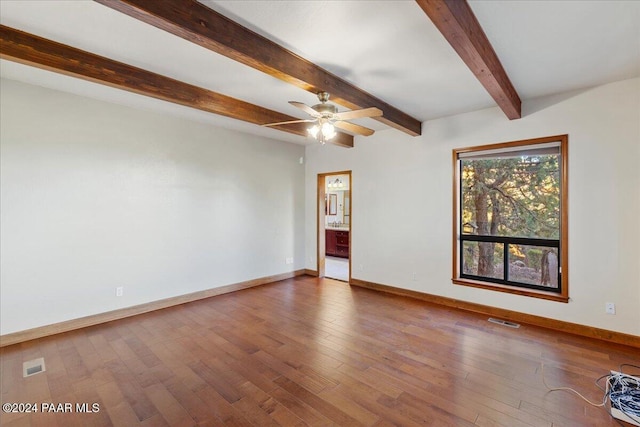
[1,276,638,426]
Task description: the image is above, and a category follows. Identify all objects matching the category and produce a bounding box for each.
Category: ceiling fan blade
[333,107,383,121]
[334,120,375,136]
[262,119,315,127]
[289,101,321,117]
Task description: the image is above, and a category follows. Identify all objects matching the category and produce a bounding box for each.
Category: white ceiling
[1,0,639,145]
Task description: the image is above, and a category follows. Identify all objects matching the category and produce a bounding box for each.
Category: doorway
[317,171,351,282]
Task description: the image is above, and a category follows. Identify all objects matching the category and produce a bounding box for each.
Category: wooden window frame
[452,135,569,303]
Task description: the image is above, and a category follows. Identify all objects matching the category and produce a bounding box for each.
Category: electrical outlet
[359,264,364,272]
[605,302,615,315]
[285,257,294,264]
[116,287,123,297]
[412,272,417,281]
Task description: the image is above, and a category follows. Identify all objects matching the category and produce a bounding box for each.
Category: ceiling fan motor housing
[313,103,337,117]
[313,91,337,118]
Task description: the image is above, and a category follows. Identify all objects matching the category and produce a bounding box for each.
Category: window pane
[461,155,560,239]
[508,245,559,289]
[454,136,568,300]
[462,241,504,280]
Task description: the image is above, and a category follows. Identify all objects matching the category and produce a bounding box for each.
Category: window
[452,135,568,302]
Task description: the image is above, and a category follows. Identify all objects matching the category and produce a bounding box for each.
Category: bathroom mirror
[328,194,337,215]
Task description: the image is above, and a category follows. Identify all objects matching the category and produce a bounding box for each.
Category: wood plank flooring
[1,276,638,426]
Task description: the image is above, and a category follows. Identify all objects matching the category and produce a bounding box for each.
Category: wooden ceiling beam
[94,0,422,136]
[415,0,521,119]
[0,25,353,148]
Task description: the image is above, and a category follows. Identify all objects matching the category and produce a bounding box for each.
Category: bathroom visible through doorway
[317,171,351,282]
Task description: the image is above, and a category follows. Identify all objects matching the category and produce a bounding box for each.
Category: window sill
[452,278,569,303]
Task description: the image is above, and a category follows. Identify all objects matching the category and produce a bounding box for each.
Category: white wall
[305,77,640,336]
[0,79,305,335]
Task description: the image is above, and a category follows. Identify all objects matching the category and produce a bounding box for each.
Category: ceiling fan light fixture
[307,121,336,144]
[321,122,336,140]
[308,125,320,139]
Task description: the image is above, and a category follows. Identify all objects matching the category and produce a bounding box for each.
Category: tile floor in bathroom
[325,256,349,281]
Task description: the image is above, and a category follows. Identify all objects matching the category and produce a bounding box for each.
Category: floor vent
[23,357,46,378]
[488,318,521,328]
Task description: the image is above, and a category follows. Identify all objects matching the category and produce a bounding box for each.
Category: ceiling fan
[262,92,383,143]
